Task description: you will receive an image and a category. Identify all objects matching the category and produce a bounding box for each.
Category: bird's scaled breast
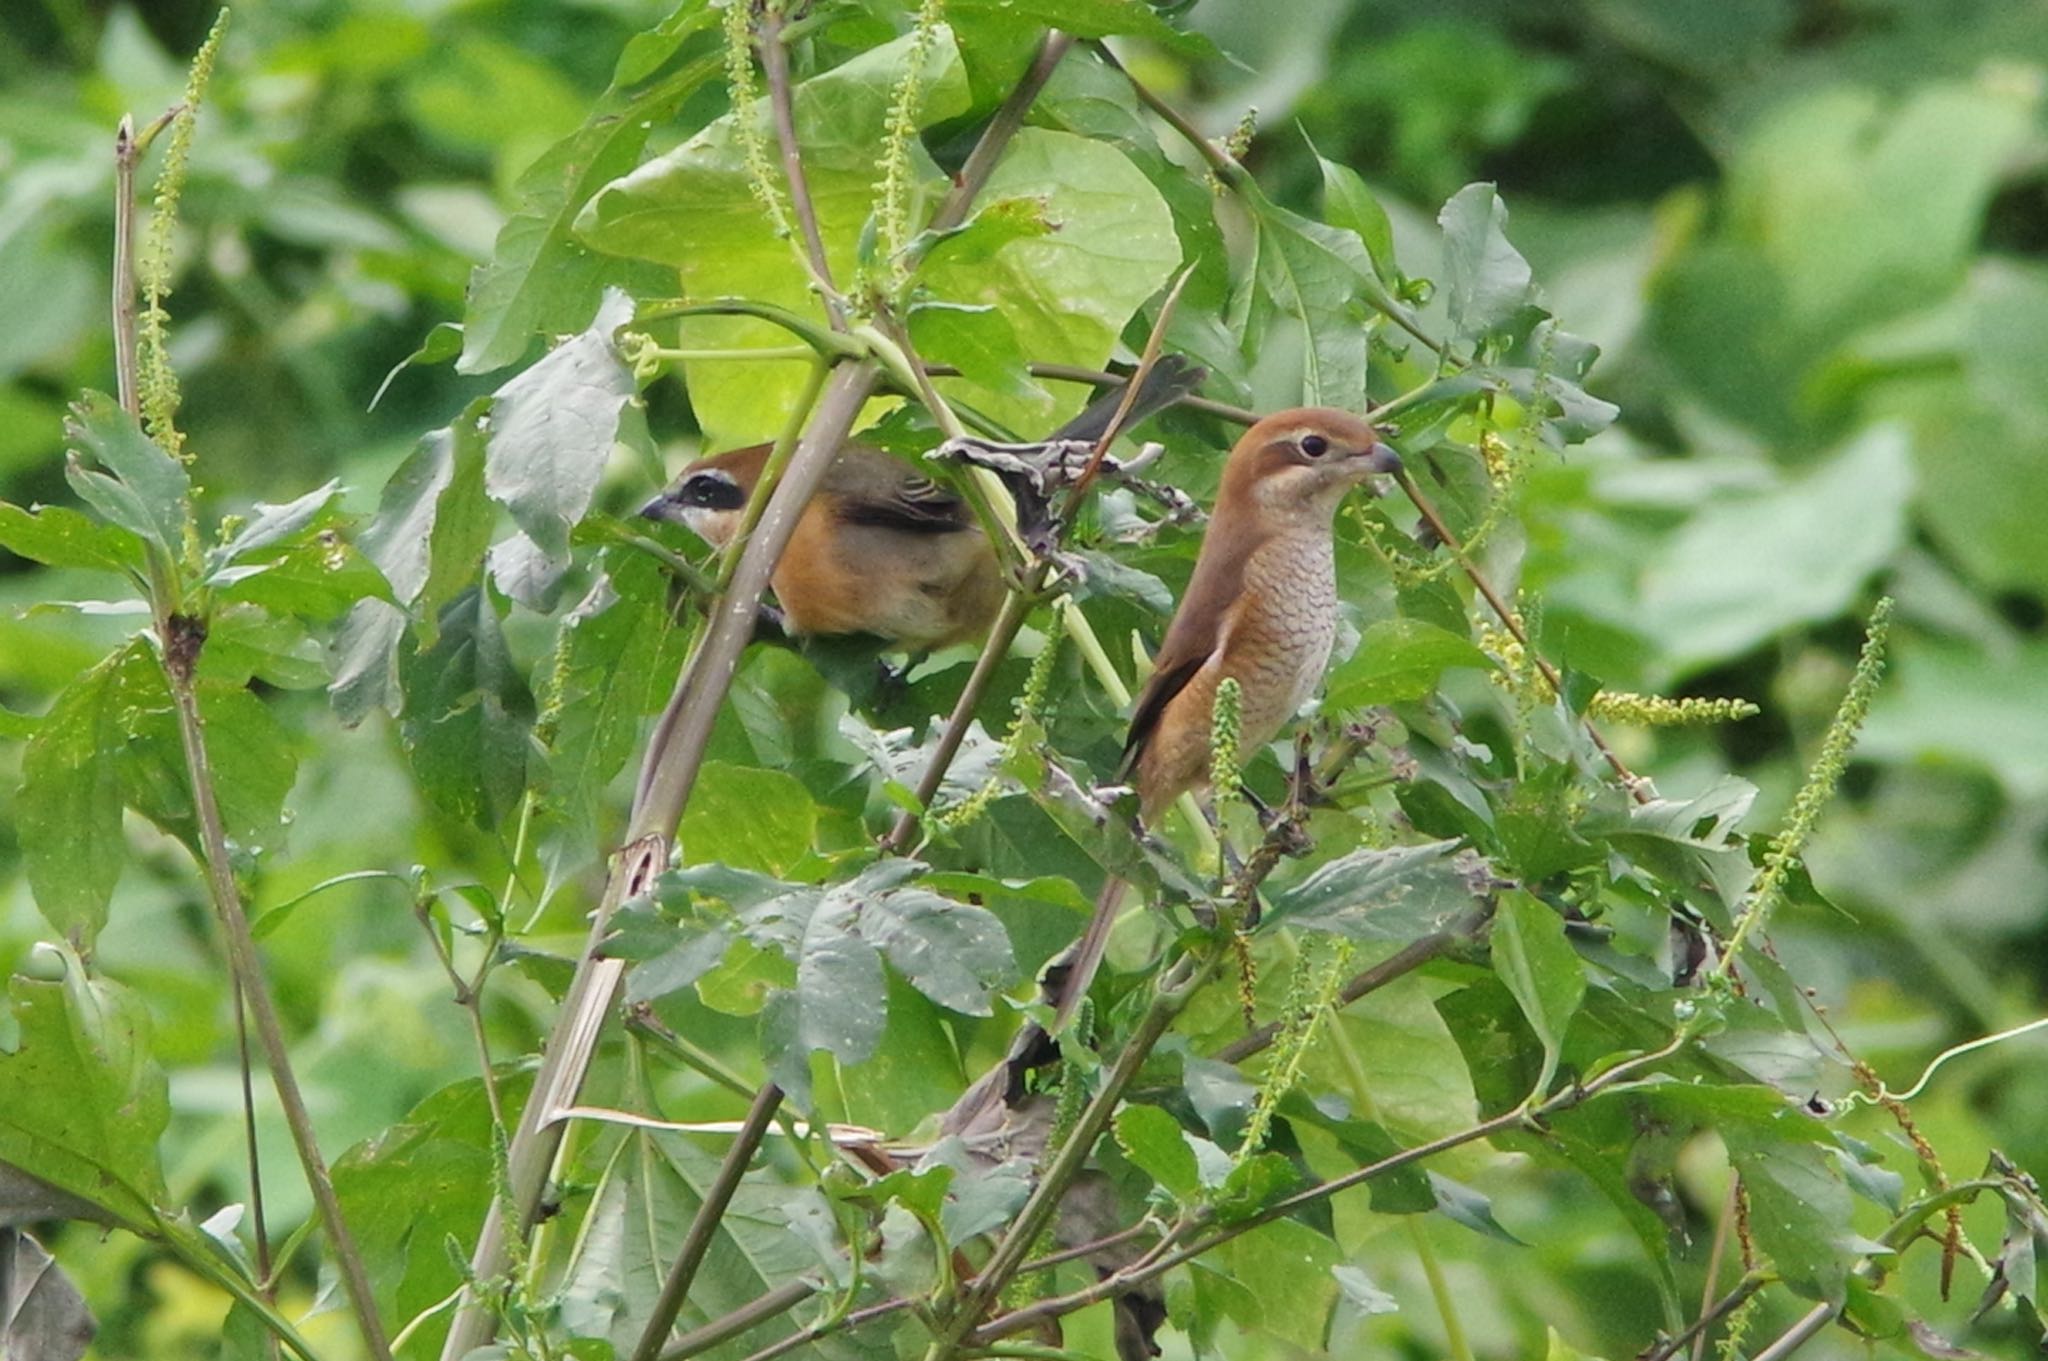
[1229,531,1339,746]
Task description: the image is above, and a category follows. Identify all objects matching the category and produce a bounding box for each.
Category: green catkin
[930,631,1060,834]
[1235,936,1353,1160]
[1479,621,1761,726]
[1718,597,1892,975]
[723,0,796,246]
[137,8,229,465]
[1209,676,1243,872]
[871,0,944,294]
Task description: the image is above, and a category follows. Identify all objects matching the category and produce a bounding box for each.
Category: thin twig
[1640,1275,1768,1361]
[1393,467,1648,802]
[631,1083,786,1361]
[970,1037,1686,1345]
[440,32,1077,1358]
[1747,1302,1838,1361]
[414,896,505,1127]
[161,661,395,1361]
[660,1278,819,1361]
[758,6,847,330]
[1213,906,1489,1063]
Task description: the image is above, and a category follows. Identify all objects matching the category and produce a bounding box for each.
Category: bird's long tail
[1050,355,1205,447]
[1052,875,1129,1029]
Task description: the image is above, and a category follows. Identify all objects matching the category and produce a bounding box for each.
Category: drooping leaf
[482,288,638,605]
[1489,890,1586,1097]
[399,587,535,829]
[0,962,168,1231]
[60,392,190,556]
[1115,1103,1202,1201]
[0,502,144,577]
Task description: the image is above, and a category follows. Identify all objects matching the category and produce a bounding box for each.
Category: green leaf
[333,1073,523,1359]
[1437,182,1536,344]
[919,127,1181,435]
[1325,617,1493,709]
[17,648,132,946]
[1115,1104,1202,1201]
[209,480,343,570]
[483,288,637,604]
[1316,151,1396,283]
[759,897,887,1101]
[1862,639,2048,799]
[579,28,973,443]
[1216,1217,1340,1348]
[330,400,493,722]
[1268,839,1478,942]
[1211,1152,1305,1224]
[1723,1126,1858,1303]
[0,962,168,1231]
[61,391,191,555]
[678,762,818,877]
[1637,423,1912,679]
[536,550,691,887]
[1488,890,1585,1096]
[459,7,720,374]
[853,876,1016,1017]
[906,300,1042,402]
[399,587,535,829]
[0,502,144,576]
[1237,181,1376,410]
[1428,1171,1527,1244]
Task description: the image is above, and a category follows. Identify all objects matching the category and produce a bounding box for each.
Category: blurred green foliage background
[3,0,2047,1356]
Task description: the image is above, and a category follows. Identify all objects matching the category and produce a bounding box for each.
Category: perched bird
[1055,406,1401,1024]
[638,361,1202,651]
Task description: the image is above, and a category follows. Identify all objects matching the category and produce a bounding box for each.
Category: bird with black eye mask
[639,360,1203,652]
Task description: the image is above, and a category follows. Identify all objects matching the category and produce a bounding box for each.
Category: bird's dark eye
[1299,434,1329,458]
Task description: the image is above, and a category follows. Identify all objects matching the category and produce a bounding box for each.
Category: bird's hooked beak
[1353,441,1403,476]
[638,488,688,525]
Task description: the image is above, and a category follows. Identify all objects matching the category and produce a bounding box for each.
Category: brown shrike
[638,363,1201,651]
[1054,406,1401,1026]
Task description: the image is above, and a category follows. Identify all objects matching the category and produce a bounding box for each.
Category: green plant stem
[661,1278,819,1361]
[159,1218,325,1361]
[925,952,1218,1361]
[631,1082,786,1361]
[160,665,393,1361]
[1640,1275,1768,1361]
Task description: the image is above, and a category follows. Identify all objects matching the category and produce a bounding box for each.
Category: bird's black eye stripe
[1299,434,1329,458]
[680,473,746,510]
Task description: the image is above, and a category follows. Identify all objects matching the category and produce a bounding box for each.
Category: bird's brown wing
[1117,508,1255,781]
[827,444,975,535]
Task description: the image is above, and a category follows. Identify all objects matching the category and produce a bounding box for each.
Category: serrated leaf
[61,392,190,554]
[854,877,1015,1017]
[1723,1126,1858,1303]
[1489,890,1585,1096]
